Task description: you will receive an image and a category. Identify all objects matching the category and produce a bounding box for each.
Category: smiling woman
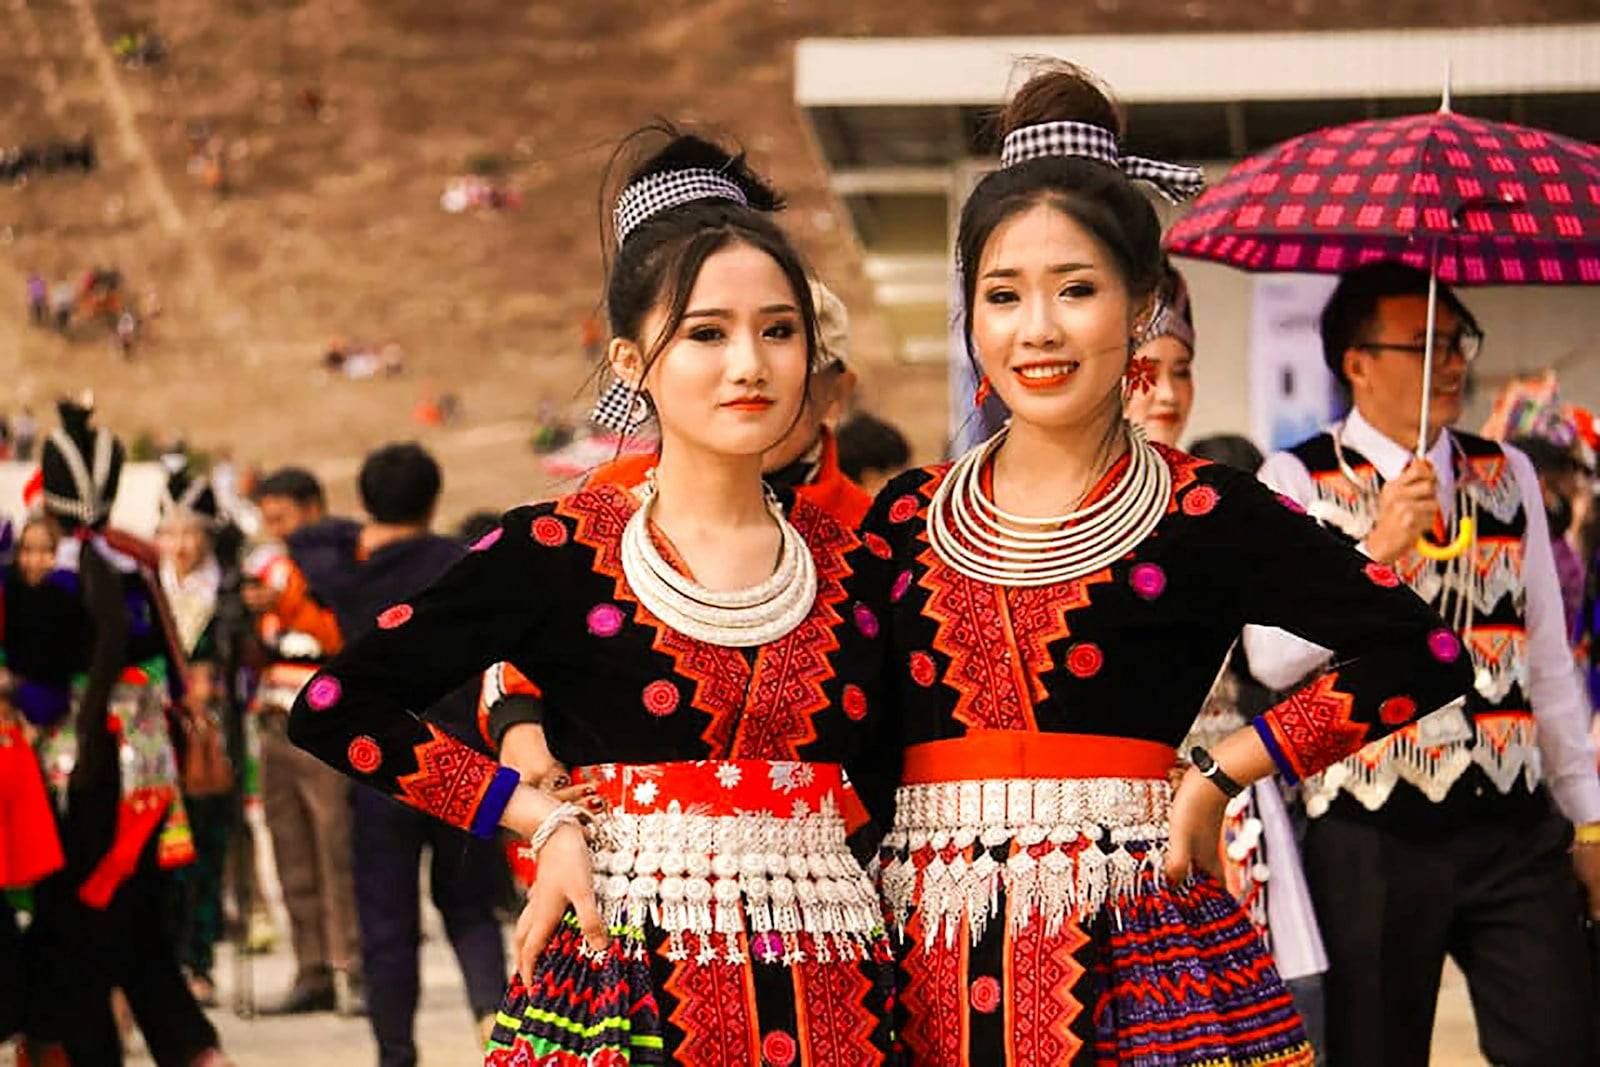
[1124,260,1196,447]
[285,125,901,1066]
[864,61,1471,1066]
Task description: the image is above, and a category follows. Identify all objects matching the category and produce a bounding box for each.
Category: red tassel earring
[974,377,993,406]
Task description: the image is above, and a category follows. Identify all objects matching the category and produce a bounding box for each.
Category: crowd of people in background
[3,57,1595,1067]
[2,137,96,186]
[23,268,151,358]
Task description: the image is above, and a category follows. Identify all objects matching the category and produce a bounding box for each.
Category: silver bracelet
[528,801,586,857]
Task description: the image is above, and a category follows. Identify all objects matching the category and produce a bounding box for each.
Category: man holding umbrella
[1241,261,1600,1065]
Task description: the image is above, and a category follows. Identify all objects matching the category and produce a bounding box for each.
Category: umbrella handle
[1414,516,1475,562]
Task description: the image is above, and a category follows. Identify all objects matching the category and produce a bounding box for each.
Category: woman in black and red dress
[863,65,1473,1065]
[287,129,897,1066]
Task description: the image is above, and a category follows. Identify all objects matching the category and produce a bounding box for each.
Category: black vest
[1289,429,1543,831]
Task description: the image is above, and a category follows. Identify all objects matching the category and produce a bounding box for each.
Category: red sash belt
[903,730,1175,784]
[575,759,850,817]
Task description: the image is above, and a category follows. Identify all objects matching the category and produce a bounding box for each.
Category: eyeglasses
[1354,330,1483,364]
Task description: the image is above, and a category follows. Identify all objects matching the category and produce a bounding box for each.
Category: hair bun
[620,124,784,214]
[1000,60,1125,142]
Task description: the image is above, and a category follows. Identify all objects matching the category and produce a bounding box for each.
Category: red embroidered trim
[1006,912,1087,1065]
[1262,673,1369,782]
[917,545,1037,731]
[1005,575,1108,703]
[1151,443,1208,516]
[661,943,761,1067]
[901,912,968,1066]
[394,723,501,831]
[795,955,879,1067]
[914,467,1106,727]
[735,500,855,760]
[559,487,752,755]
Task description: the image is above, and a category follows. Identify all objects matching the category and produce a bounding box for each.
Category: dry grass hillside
[3,0,1589,519]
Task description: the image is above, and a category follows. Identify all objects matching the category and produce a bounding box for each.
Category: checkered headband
[613,168,750,246]
[999,121,1204,204]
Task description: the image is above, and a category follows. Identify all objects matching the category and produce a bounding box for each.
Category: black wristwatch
[1188,746,1244,799]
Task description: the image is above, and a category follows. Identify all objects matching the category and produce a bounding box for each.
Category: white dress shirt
[1242,407,1600,825]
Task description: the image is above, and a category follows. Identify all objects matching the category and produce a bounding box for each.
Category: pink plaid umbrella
[1167,97,1600,552]
[1166,108,1600,287]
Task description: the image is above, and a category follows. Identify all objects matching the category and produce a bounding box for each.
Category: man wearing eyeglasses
[1241,262,1600,1066]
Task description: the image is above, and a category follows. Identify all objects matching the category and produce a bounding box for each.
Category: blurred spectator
[1513,434,1593,637]
[454,511,501,547]
[11,408,37,462]
[26,273,46,325]
[50,281,74,332]
[246,468,364,1016]
[305,443,508,1064]
[836,411,911,497]
[1188,433,1266,475]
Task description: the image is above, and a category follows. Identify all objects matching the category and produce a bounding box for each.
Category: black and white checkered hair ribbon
[999,121,1204,204]
[613,168,750,246]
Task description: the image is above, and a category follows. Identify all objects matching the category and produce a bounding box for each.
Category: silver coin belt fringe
[878,776,1173,948]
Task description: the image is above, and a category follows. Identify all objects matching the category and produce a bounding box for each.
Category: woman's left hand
[1164,766,1227,883]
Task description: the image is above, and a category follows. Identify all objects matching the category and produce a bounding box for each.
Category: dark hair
[835,412,911,481]
[253,466,325,508]
[957,62,1164,367]
[603,124,818,430]
[1188,433,1265,475]
[1320,262,1481,389]
[454,510,502,545]
[1509,435,1589,479]
[358,443,441,525]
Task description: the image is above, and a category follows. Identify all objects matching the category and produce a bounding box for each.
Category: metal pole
[1416,239,1441,458]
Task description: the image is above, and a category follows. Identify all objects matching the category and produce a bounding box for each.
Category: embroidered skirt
[486,760,895,1066]
[879,734,1314,1066]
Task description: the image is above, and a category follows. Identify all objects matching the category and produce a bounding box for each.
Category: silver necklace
[926,422,1171,587]
[621,477,817,647]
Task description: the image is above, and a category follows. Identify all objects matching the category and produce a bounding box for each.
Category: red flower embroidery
[1066,642,1104,679]
[1130,562,1166,600]
[853,603,880,639]
[842,684,868,721]
[641,680,680,717]
[970,975,1002,1014]
[1364,562,1401,588]
[888,495,920,524]
[377,604,414,630]
[347,736,382,774]
[1428,629,1462,664]
[530,516,568,547]
[910,651,937,688]
[761,1031,798,1067]
[1379,696,1417,726]
[586,603,625,638]
[306,675,342,711]
[863,532,892,559]
[1181,485,1220,516]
